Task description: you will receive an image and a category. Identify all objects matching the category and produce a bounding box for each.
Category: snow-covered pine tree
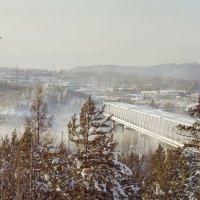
[67,96,139,199]
[42,143,71,200]
[161,148,189,199]
[15,128,52,199]
[14,128,34,199]
[182,147,200,199]
[0,135,11,199]
[120,152,141,183]
[143,144,166,199]
[177,98,200,150]
[0,131,20,199]
[119,152,142,199]
[175,98,200,199]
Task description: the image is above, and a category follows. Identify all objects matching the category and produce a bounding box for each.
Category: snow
[37,145,44,153]
[49,146,60,154]
[111,180,127,199]
[52,158,60,164]
[81,168,91,179]
[69,180,76,190]
[112,160,132,176]
[195,171,200,175]
[130,185,140,193]
[0,168,4,174]
[44,174,49,181]
[1,108,27,117]
[83,181,90,190]
[155,183,165,196]
[36,181,49,193]
[112,151,121,159]
[75,158,81,169]
[105,102,195,125]
[94,181,107,193]
[56,186,62,192]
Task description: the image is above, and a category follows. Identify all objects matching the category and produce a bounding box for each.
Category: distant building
[141,91,159,97]
[159,90,185,95]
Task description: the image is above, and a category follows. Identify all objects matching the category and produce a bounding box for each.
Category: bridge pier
[129,129,139,153]
[111,120,116,130]
[112,121,166,155]
[135,134,153,155]
[122,128,133,155]
[119,128,141,155]
[115,123,125,133]
[121,124,125,133]
[144,136,150,155]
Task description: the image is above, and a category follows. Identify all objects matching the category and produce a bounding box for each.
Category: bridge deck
[103,102,194,147]
[107,102,194,125]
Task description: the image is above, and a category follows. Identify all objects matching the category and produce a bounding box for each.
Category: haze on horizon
[0,0,200,70]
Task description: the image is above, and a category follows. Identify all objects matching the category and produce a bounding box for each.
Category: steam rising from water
[113,125,163,156]
[0,97,85,146]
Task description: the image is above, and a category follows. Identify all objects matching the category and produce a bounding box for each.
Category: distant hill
[71,63,200,80]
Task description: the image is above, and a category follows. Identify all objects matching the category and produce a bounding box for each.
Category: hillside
[71,63,200,80]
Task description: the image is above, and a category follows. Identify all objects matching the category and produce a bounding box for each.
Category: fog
[113,125,162,156]
[0,65,198,155]
[0,84,87,146]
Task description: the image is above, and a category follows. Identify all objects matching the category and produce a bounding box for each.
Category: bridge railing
[103,102,191,145]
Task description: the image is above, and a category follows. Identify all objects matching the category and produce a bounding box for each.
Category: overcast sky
[0,0,200,69]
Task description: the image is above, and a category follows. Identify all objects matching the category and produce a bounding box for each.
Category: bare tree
[25,85,53,144]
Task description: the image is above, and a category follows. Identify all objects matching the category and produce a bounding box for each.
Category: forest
[0,87,199,200]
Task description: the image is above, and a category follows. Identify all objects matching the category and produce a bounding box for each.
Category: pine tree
[14,128,34,199]
[25,85,53,145]
[66,97,138,199]
[120,152,141,183]
[175,98,200,198]
[0,135,11,199]
[161,147,200,199]
[7,130,19,199]
[120,152,142,199]
[14,128,52,199]
[42,143,70,200]
[177,98,200,150]
[182,147,200,199]
[143,144,166,199]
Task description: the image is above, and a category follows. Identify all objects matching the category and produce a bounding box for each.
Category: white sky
[0,0,200,69]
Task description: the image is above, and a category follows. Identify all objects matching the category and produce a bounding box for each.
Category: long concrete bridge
[103,102,194,149]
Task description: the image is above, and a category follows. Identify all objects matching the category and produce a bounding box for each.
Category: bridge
[103,102,194,150]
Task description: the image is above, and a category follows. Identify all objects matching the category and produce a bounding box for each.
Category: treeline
[1,66,200,92]
[0,95,199,199]
[0,81,87,111]
[60,67,200,91]
[0,96,139,199]
[121,145,199,199]
[0,67,54,78]
[0,132,199,199]
[0,83,87,124]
